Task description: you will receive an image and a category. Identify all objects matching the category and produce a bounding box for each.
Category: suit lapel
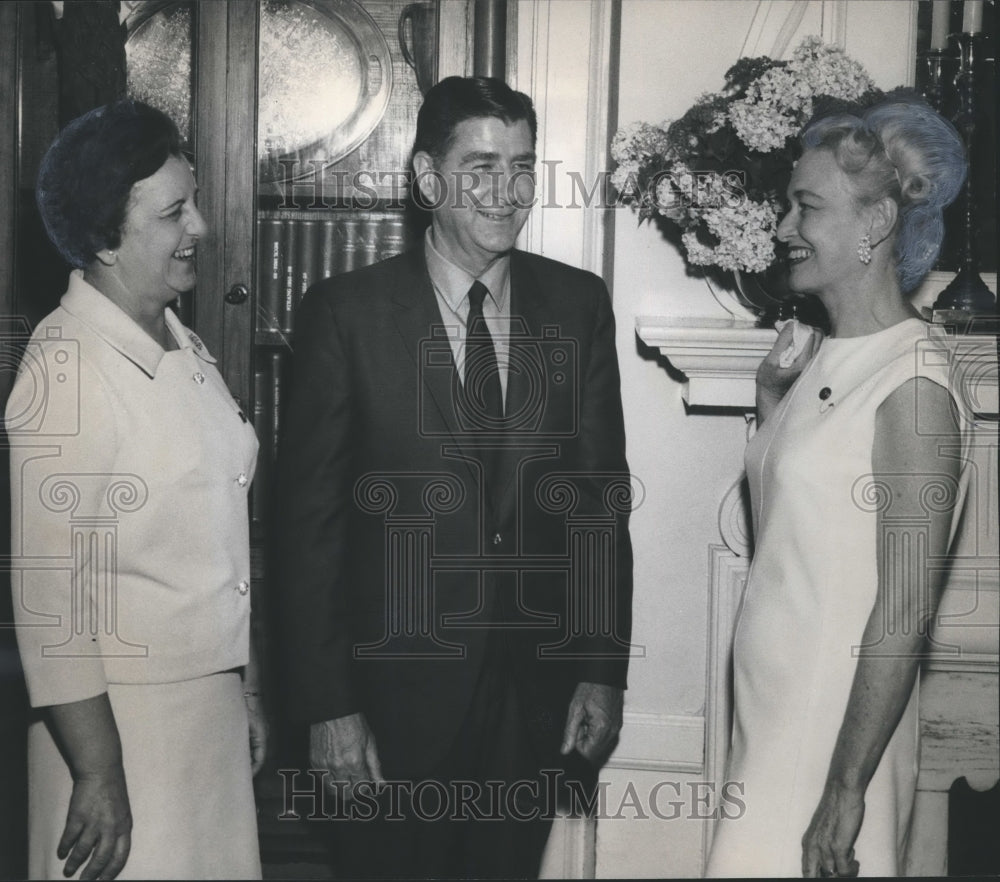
[505,253,541,426]
[492,253,550,518]
[390,250,483,487]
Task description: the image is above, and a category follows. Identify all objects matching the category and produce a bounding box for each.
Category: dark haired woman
[706,98,970,877]
[6,100,264,879]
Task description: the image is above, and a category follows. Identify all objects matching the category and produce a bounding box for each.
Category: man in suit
[277,76,633,879]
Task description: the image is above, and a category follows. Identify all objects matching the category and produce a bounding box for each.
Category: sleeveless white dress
[706,318,969,877]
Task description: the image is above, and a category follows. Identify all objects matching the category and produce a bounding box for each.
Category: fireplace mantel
[635,316,777,409]
[636,314,999,417]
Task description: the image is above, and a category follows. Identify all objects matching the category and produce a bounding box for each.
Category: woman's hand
[756,320,821,424]
[801,779,864,877]
[46,694,132,879]
[58,763,132,880]
[245,693,269,776]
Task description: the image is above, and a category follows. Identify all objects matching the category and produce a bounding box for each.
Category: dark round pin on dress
[819,387,832,400]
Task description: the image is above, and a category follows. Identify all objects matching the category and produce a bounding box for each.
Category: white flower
[727,36,874,154]
[610,164,643,203]
[610,121,671,165]
[609,37,875,277]
[681,199,778,273]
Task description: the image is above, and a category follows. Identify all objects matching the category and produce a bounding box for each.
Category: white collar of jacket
[60,269,216,378]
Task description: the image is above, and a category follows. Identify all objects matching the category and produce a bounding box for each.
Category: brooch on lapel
[819,386,834,413]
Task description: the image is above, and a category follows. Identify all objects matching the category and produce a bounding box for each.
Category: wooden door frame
[193,0,257,410]
[0,2,19,335]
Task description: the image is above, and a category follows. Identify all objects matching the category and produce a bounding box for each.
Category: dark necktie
[463,281,503,496]
[464,280,503,427]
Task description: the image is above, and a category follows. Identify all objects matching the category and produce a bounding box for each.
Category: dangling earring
[857,234,872,265]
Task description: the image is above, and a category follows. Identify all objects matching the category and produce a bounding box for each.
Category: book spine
[281,219,299,335]
[357,216,381,268]
[257,216,284,333]
[297,218,319,307]
[319,217,338,279]
[339,217,360,274]
[378,214,408,260]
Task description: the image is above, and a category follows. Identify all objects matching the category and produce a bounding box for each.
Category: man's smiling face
[414,116,536,276]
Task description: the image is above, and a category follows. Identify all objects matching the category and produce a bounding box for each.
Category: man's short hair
[413,76,537,162]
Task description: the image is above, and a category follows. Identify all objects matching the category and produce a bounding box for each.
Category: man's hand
[310,712,385,801]
[560,682,624,763]
[58,764,132,880]
[245,694,269,777]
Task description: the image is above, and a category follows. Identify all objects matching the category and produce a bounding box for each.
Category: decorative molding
[821,0,849,49]
[902,0,919,87]
[539,816,596,880]
[717,478,752,558]
[515,0,614,279]
[606,711,704,774]
[515,1,549,262]
[702,545,750,863]
[581,0,616,281]
[634,316,776,410]
[927,567,1000,669]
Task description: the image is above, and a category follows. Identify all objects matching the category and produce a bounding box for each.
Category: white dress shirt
[424,228,511,404]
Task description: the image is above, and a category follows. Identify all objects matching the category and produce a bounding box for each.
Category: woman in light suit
[7,100,265,880]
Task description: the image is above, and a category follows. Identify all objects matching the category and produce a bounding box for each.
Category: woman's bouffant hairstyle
[36,100,182,268]
[802,96,966,292]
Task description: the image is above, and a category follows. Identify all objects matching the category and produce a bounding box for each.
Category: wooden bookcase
[0,0,486,873]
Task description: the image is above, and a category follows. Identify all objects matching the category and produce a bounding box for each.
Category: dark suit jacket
[277,247,633,779]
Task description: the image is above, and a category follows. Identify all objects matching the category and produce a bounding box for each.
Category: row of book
[256,210,415,338]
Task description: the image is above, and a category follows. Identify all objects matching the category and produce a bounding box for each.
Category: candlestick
[931,0,950,50]
[934,31,996,315]
[962,0,983,33]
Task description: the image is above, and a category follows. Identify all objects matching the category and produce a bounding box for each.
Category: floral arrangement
[611,37,883,276]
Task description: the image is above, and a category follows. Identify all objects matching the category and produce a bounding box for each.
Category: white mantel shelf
[636,314,1000,414]
[635,316,777,409]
